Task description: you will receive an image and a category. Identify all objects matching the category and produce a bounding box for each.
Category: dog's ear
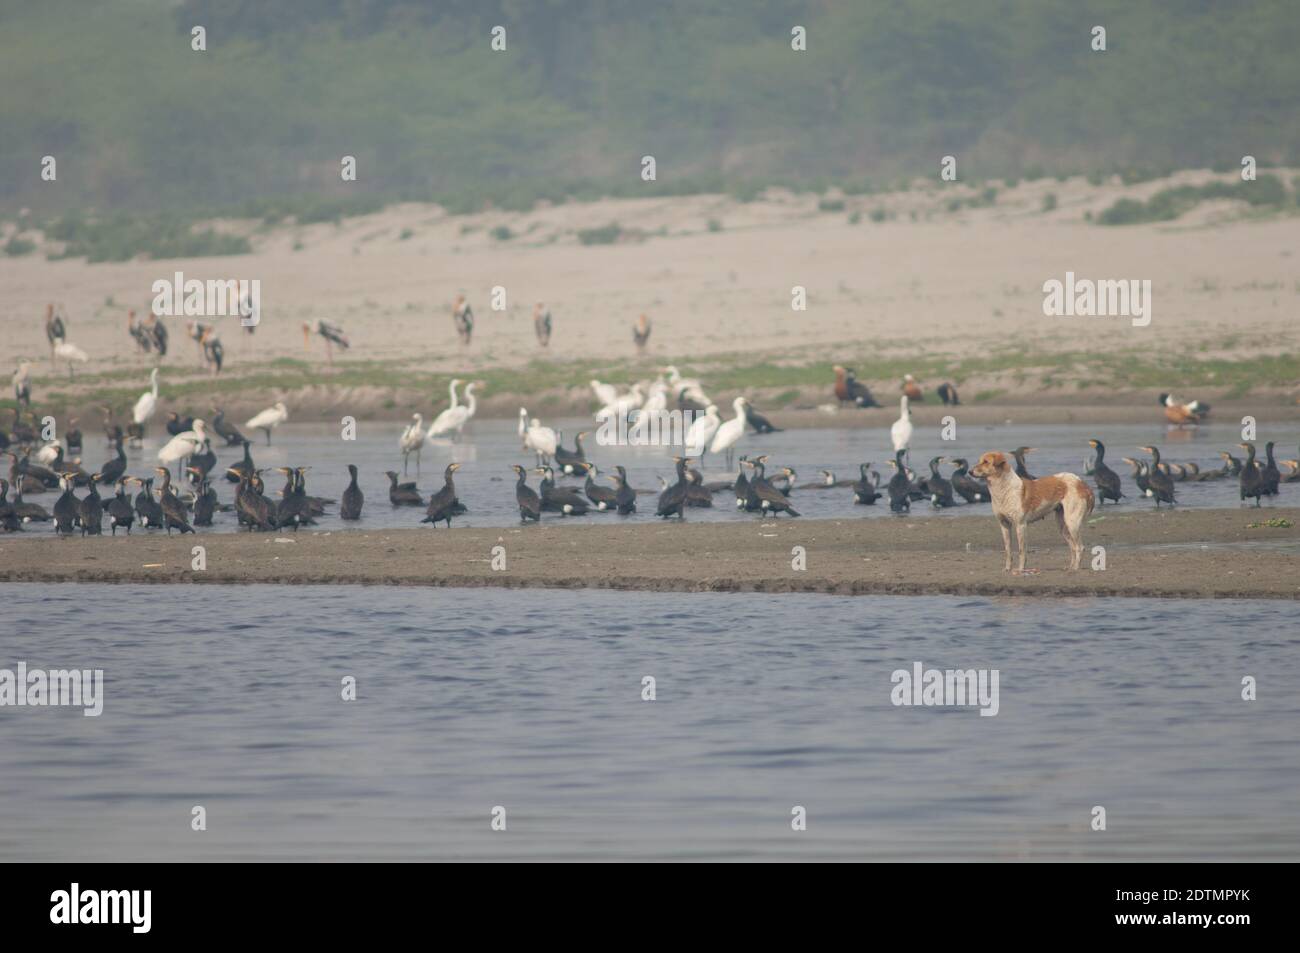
[993,453,1008,471]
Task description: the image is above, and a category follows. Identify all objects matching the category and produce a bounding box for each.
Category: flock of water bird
[3,342,1295,537]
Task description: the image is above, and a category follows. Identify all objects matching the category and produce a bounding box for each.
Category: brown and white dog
[970,451,1095,573]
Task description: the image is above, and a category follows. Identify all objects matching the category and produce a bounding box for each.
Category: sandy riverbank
[4,175,1299,417]
[3,506,1297,598]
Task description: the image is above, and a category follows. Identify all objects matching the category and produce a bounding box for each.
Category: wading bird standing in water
[399,414,425,474]
[245,402,288,446]
[891,396,913,452]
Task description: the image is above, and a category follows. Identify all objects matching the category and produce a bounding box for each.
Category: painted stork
[44,303,66,364]
[202,328,224,375]
[127,310,152,354]
[186,321,213,367]
[452,295,473,346]
[302,320,350,367]
[145,314,168,355]
[533,302,552,347]
[12,362,31,407]
[633,313,651,353]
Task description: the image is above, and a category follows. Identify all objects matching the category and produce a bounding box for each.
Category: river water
[1,584,1296,861]
[11,417,1298,535]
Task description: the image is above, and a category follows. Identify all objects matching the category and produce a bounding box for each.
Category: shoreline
[4,507,1297,599]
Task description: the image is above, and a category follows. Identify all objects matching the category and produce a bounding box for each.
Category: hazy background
[4,0,1299,219]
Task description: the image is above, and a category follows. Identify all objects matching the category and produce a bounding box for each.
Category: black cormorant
[211,408,247,446]
[656,457,689,519]
[1087,439,1123,504]
[422,463,465,527]
[852,463,881,505]
[609,465,637,515]
[949,458,987,504]
[1261,441,1281,496]
[744,458,800,516]
[887,450,912,513]
[52,474,79,535]
[511,464,542,522]
[537,465,591,515]
[926,457,956,507]
[155,468,195,534]
[1011,447,1036,480]
[386,471,423,506]
[106,478,135,535]
[1139,447,1175,507]
[744,402,781,434]
[341,464,364,520]
[554,432,588,476]
[1238,443,1264,507]
[0,479,21,532]
[77,476,104,535]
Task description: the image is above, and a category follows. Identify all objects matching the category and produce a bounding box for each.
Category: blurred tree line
[2,0,1297,216]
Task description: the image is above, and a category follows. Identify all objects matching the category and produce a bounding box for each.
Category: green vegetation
[577,223,622,245]
[1041,193,1057,213]
[3,342,1295,422]
[42,211,251,262]
[3,235,35,256]
[490,225,514,241]
[1098,175,1291,225]
[1247,518,1294,529]
[4,0,1299,224]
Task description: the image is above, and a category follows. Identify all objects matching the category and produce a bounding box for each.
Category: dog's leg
[998,517,1013,572]
[1056,508,1073,570]
[1015,520,1028,573]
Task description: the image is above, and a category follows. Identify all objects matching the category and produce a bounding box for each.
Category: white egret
[399,413,425,474]
[426,379,462,438]
[891,395,913,452]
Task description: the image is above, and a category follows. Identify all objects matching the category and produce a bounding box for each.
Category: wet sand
[3,506,1297,599]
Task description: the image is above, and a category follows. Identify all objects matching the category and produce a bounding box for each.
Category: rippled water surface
[10,418,1298,535]
[1,584,1297,861]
